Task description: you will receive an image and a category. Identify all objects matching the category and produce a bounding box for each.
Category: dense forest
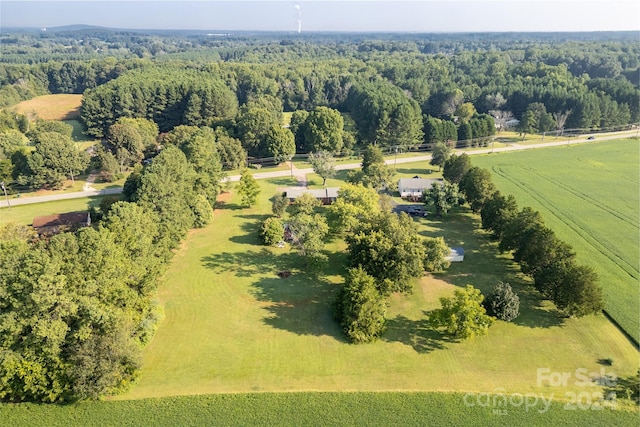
[0,29,638,402]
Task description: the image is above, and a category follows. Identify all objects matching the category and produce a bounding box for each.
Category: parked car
[407,206,427,216]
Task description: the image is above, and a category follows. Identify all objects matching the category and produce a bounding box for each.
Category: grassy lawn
[2,141,638,424]
[0,196,107,227]
[14,94,83,121]
[472,138,639,343]
[117,174,637,403]
[2,392,638,427]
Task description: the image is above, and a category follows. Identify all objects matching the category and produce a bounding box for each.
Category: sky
[1,1,639,33]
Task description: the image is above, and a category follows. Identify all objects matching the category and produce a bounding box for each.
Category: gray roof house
[397,177,443,199]
[284,187,340,205]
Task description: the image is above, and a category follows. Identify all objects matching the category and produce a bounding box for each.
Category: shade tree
[328,183,380,233]
[301,106,344,153]
[480,191,519,240]
[429,141,452,171]
[459,166,496,213]
[442,153,471,184]
[346,211,425,295]
[423,236,451,272]
[237,170,260,207]
[429,285,494,339]
[265,125,295,163]
[423,181,461,217]
[260,217,284,246]
[308,151,336,186]
[336,267,387,343]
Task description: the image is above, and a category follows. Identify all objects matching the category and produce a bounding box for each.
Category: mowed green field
[472,139,640,343]
[114,173,637,405]
[0,196,107,227]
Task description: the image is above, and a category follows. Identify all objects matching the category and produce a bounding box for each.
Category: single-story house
[285,187,340,205]
[398,177,443,200]
[446,247,465,262]
[32,211,91,236]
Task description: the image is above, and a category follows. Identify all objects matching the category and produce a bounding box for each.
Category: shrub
[430,285,494,339]
[484,282,520,322]
[260,217,284,246]
[338,267,387,343]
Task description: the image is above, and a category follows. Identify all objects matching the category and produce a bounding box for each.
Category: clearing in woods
[14,94,83,121]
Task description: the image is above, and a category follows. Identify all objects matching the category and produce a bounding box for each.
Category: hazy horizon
[2,1,639,33]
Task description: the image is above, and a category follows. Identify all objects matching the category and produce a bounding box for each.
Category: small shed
[285,187,340,205]
[33,211,91,236]
[447,247,465,262]
[398,177,442,200]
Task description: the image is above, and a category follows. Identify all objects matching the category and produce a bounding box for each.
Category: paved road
[224,130,638,182]
[1,130,636,208]
[0,187,122,208]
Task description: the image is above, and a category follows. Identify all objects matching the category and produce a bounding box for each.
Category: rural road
[224,130,638,182]
[0,130,636,208]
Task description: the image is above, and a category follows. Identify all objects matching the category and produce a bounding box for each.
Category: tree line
[429,152,605,317]
[0,131,225,402]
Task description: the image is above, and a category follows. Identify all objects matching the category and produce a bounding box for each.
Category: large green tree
[265,125,295,163]
[23,132,89,189]
[423,236,451,272]
[442,153,471,184]
[480,191,519,240]
[308,151,336,186]
[348,145,395,191]
[328,183,380,233]
[423,181,460,217]
[346,211,425,295]
[430,285,494,339]
[237,170,260,207]
[337,267,387,343]
[302,106,344,153]
[348,81,423,149]
[133,145,199,253]
[430,142,452,171]
[484,282,520,322]
[459,166,496,213]
[287,211,329,268]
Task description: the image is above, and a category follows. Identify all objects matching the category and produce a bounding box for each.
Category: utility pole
[1,182,9,208]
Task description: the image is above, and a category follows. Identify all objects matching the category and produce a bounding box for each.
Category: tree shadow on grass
[214,199,244,211]
[250,273,345,340]
[266,177,299,187]
[395,167,434,177]
[382,314,451,354]
[230,214,272,245]
[202,247,293,277]
[202,245,345,340]
[509,287,566,329]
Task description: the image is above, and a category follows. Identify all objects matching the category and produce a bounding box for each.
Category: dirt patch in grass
[214,191,233,215]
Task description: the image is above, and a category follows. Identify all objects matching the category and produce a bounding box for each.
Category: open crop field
[14,94,83,121]
[3,391,638,427]
[472,139,639,343]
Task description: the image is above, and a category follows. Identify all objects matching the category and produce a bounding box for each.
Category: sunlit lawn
[119,174,638,401]
[0,196,107,226]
